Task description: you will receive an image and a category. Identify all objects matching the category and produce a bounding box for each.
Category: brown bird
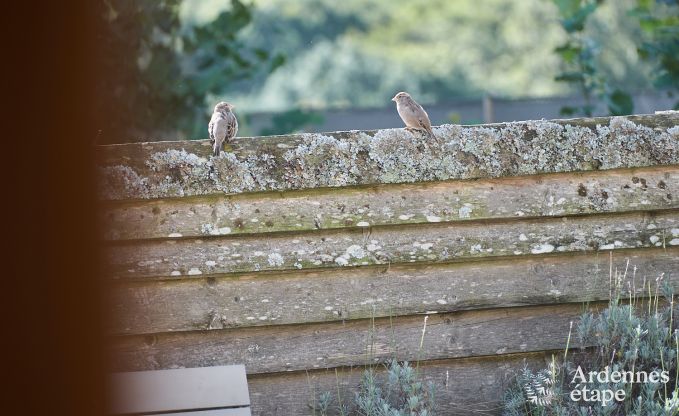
[391,92,436,140]
[209,101,238,156]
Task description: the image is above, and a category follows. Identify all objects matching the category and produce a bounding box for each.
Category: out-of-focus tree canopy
[222,0,660,112]
[96,0,284,143]
[551,0,678,116]
[634,0,679,109]
[98,0,678,141]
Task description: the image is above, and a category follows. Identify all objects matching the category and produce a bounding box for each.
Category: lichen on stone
[98,165,150,199]
[200,223,232,236]
[146,149,212,197]
[368,127,467,183]
[458,126,506,175]
[267,252,284,267]
[98,114,679,200]
[282,133,367,188]
[520,121,600,173]
[212,152,279,193]
[597,117,678,167]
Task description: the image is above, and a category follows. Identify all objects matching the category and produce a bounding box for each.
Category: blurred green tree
[633,0,679,109]
[259,109,324,136]
[224,0,656,113]
[553,0,634,116]
[96,0,284,143]
[553,0,679,116]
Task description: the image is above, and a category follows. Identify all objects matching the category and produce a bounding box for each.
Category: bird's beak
[391,97,396,102]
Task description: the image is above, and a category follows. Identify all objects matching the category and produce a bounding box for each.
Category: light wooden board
[156,409,251,416]
[108,365,250,414]
[107,248,678,335]
[100,166,679,240]
[104,210,679,279]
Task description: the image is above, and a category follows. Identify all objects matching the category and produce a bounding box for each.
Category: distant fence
[100,113,679,415]
[244,91,677,135]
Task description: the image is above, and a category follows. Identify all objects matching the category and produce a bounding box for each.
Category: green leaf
[269,53,286,72]
[555,72,585,82]
[195,54,216,71]
[653,72,674,89]
[216,43,232,57]
[554,43,582,63]
[559,2,599,33]
[606,89,634,116]
[253,48,269,60]
[553,0,581,17]
[640,18,663,32]
[582,104,594,116]
[559,106,577,116]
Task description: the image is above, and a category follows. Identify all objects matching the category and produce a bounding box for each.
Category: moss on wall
[98,114,679,200]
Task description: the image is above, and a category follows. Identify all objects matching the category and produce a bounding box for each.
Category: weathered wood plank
[108,248,678,335]
[105,210,679,279]
[110,302,592,374]
[246,352,553,416]
[100,165,679,241]
[97,113,679,201]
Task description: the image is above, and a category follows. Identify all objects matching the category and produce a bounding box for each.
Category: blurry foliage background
[96,0,679,143]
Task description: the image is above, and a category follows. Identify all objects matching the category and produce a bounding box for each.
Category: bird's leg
[429,131,442,145]
[406,127,427,142]
[418,127,441,145]
[412,127,431,139]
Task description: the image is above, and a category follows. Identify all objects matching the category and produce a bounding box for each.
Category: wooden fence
[99,113,679,415]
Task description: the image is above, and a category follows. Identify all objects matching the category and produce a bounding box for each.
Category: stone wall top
[97,113,679,201]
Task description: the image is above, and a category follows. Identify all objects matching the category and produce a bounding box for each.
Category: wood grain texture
[246,352,554,416]
[97,113,679,201]
[108,248,678,335]
[99,113,679,415]
[100,166,678,241]
[104,210,679,279]
[110,303,595,374]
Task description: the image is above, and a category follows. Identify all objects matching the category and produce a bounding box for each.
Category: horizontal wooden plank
[108,365,250,414]
[97,113,679,201]
[110,302,592,375]
[108,248,678,335]
[246,352,553,416]
[100,165,679,241]
[104,210,679,279]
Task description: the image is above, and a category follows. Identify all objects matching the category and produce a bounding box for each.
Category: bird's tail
[213,141,221,157]
[427,127,439,143]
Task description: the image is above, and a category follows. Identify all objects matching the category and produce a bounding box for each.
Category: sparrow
[209,101,238,156]
[391,92,436,140]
